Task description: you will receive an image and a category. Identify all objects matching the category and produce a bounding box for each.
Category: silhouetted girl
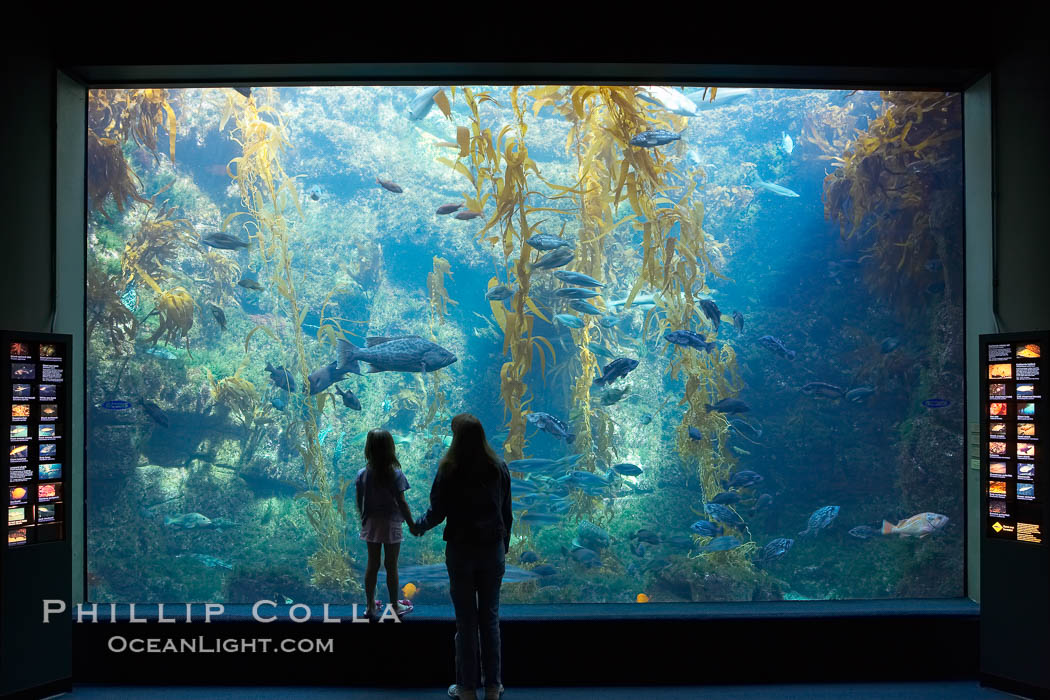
[355,428,414,618]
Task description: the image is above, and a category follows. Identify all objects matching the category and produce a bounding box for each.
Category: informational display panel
[982,334,1045,544]
[980,330,1050,699]
[3,334,68,547]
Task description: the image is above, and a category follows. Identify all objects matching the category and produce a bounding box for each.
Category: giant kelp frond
[146,287,195,351]
[87,131,151,219]
[119,204,198,292]
[426,256,457,320]
[86,259,138,355]
[823,91,962,312]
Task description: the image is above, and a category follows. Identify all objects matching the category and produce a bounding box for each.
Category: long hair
[438,413,500,480]
[364,429,400,485]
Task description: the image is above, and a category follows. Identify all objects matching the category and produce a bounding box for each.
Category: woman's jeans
[445,540,506,690]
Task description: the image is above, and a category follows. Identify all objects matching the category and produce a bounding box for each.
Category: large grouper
[340,336,457,375]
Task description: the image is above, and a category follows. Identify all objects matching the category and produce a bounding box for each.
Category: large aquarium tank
[84,85,966,604]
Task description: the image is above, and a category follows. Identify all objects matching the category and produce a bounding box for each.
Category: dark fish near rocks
[519,551,539,564]
[454,210,483,220]
[555,287,601,300]
[711,491,742,505]
[265,363,296,392]
[705,397,751,414]
[333,384,362,410]
[526,411,575,443]
[526,234,572,250]
[880,337,901,354]
[612,463,643,476]
[139,399,169,428]
[553,271,604,287]
[723,470,763,489]
[207,303,227,331]
[750,493,774,514]
[630,129,682,148]
[640,413,653,425]
[238,278,264,291]
[732,311,744,333]
[599,386,630,406]
[308,360,352,395]
[376,177,403,193]
[631,529,661,545]
[592,358,639,386]
[699,535,742,553]
[688,427,703,440]
[801,382,845,399]
[665,330,707,349]
[699,299,722,330]
[757,335,796,360]
[690,520,723,537]
[201,232,250,250]
[756,537,793,563]
[705,503,746,529]
[845,386,876,403]
[338,336,458,375]
[436,203,463,215]
[848,525,879,539]
[531,248,575,270]
[799,505,840,537]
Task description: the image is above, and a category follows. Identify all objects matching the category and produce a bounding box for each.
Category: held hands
[408,521,424,537]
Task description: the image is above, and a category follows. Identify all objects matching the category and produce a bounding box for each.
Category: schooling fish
[555,287,601,300]
[801,382,845,399]
[612,463,643,476]
[526,411,576,443]
[599,315,624,328]
[699,535,742,553]
[569,299,603,316]
[527,234,572,251]
[554,314,585,329]
[592,357,639,386]
[338,336,457,375]
[752,173,800,198]
[845,386,876,403]
[454,210,483,220]
[636,85,701,117]
[201,232,251,250]
[532,248,575,270]
[485,284,516,301]
[881,512,949,538]
[333,384,362,410]
[553,271,604,287]
[630,129,682,148]
[690,520,723,537]
[436,203,463,215]
[724,470,763,489]
[665,330,707,349]
[608,293,659,310]
[376,177,403,193]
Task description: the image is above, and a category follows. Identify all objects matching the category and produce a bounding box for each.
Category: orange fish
[881,512,949,538]
[402,583,418,599]
[636,593,650,603]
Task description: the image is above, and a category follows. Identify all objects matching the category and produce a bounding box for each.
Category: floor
[65,681,1018,699]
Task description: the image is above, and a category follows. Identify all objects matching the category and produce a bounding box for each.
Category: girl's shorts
[360,516,403,544]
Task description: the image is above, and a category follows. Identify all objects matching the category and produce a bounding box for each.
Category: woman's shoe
[448,684,477,700]
[393,599,414,617]
[484,684,504,700]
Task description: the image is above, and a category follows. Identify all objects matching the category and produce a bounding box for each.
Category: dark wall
[994,39,1050,331]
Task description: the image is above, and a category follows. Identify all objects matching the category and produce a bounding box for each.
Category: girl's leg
[382,542,401,606]
[365,542,383,613]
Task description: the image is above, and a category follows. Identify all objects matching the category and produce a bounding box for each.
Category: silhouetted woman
[412,413,511,700]
[355,428,415,619]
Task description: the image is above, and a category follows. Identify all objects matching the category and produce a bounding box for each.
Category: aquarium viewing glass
[84,85,966,604]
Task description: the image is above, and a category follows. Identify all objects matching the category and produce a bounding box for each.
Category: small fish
[555,287,601,300]
[454,210,483,220]
[526,234,572,250]
[531,248,575,270]
[639,413,653,425]
[553,271,604,287]
[688,520,722,537]
[665,330,707,349]
[592,358,639,386]
[599,386,630,406]
[799,506,840,537]
[699,535,742,553]
[271,397,286,411]
[144,347,177,360]
[732,311,744,333]
[532,563,558,576]
[519,551,540,564]
[705,503,746,529]
[265,363,296,392]
[306,185,322,201]
[527,411,575,443]
[636,593,651,603]
[333,384,362,410]
[588,344,615,359]
[723,470,763,489]
[612,463,643,477]
[599,315,624,329]
[608,293,659,310]
[402,583,418,599]
[780,132,794,155]
[139,399,169,428]
[308,360,352,395]
[238,278,264,291]
[436,203,463,215]
[519,512,563,528]
[201,232,250,250]
[688,427,703,440]
[881,512,949,538]
[711,491,742,505]
[569,300,604,316]
[731,446,751,456]
[631,529,661,544]
[801,382,845,399]
[756,537,793,563]
[207,303,227,331]
[922,398,951,409]
[699,299,722,330]
[175,553,233,570]
[554,314,585,329]
[757,335,796,360]
[845,386,876,403]
[485,284,516,301]
[407,86,442,121]
[164,512,212,529]
[705,397,751,415]
[880,337,902,354]
[848,525,880,539]
[630,129,682,148]
[752,173,800,198]
[750,493,774,514]
[376,177,403,193]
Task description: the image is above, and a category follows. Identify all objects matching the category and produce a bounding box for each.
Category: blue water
[85,86,966,605]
